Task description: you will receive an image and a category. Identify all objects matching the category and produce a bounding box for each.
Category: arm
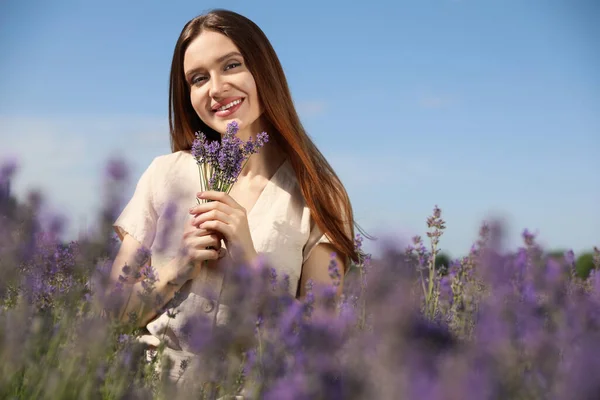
[100,234,191,328]
[297,242,345,299]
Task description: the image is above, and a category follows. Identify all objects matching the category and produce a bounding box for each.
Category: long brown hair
[168,9,369,267]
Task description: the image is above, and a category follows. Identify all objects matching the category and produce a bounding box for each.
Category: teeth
[218,99,242,111]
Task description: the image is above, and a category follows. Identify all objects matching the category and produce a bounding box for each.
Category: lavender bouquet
[191,121,269,202]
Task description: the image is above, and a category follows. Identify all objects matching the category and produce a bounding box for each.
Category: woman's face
[183,30,264,139]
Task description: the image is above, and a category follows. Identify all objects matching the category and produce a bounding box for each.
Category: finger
[192,209,233,227]
[183,225,212,238]
[188,200,233,216]
[183,227,225,246]
[188,234,222,249]
[198,220,233,241]
[184,237,221,254]
[196,191,244,211]
[184,219,220,237]
[188,248,220,261]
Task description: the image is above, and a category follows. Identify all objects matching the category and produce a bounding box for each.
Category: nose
[208,74,228,98]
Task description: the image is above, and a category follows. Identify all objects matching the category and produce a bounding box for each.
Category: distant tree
[435,252,451,275]
[546,249,567,261]
[575,253,595,279]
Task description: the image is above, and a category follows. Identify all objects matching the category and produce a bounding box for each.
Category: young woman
[107,8,364,382]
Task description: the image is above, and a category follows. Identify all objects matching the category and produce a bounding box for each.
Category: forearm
[116,279,179,328]
[105,256,189,328]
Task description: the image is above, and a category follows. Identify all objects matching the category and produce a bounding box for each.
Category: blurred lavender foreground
[1,157,600,400]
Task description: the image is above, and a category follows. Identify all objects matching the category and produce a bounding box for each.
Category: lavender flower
[303,280,315,318]
[192,121,269,196]
[328,253,342,288]
[0,158,17,185]
[4,152,600,400]
[105,157,128,181]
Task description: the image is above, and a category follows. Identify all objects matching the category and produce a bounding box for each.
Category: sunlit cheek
[190,90,208,119]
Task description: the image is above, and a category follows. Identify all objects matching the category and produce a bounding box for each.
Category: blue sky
[1,0,598,258]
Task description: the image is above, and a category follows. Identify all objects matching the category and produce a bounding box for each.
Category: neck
[237,118,285,179]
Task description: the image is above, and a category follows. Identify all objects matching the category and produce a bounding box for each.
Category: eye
[190,75,207,85]
[224,62,241,71]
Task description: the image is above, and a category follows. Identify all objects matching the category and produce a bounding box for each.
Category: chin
[221,119,244,132]
[210,115,259,137]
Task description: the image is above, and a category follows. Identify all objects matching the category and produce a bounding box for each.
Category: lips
[213,98,244,118]
[211,97,244,112]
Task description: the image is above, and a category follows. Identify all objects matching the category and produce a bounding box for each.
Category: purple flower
[0,158,17,184]
[439,275,452,299]
[280,274,290,293]
[226,120,239,135]
[264,371,310,400]
[140,264,158,283]
[564,249,576,266]
[303,280,315,318]
[154,201,178,252]
[328,252,342,287]
[133,246,152,268]
[269,267,278,291]
[181,314,214,353]
[522,228,536,247]
[192,121,269,194]
[105,158,128,181]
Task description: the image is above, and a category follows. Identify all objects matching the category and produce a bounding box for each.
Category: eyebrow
[185,51,243,81]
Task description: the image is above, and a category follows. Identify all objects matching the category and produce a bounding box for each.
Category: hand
[189,190,258,263]
[170,218,223,285]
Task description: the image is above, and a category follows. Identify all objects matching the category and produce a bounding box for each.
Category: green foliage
[546,249,567,260]
[435,252,451,274]
[575,252,595,279]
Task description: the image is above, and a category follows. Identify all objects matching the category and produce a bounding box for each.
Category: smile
[217,98,243,111]
[213,98,245,118]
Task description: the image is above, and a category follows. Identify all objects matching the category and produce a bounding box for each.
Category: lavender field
[1,158,599,400]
